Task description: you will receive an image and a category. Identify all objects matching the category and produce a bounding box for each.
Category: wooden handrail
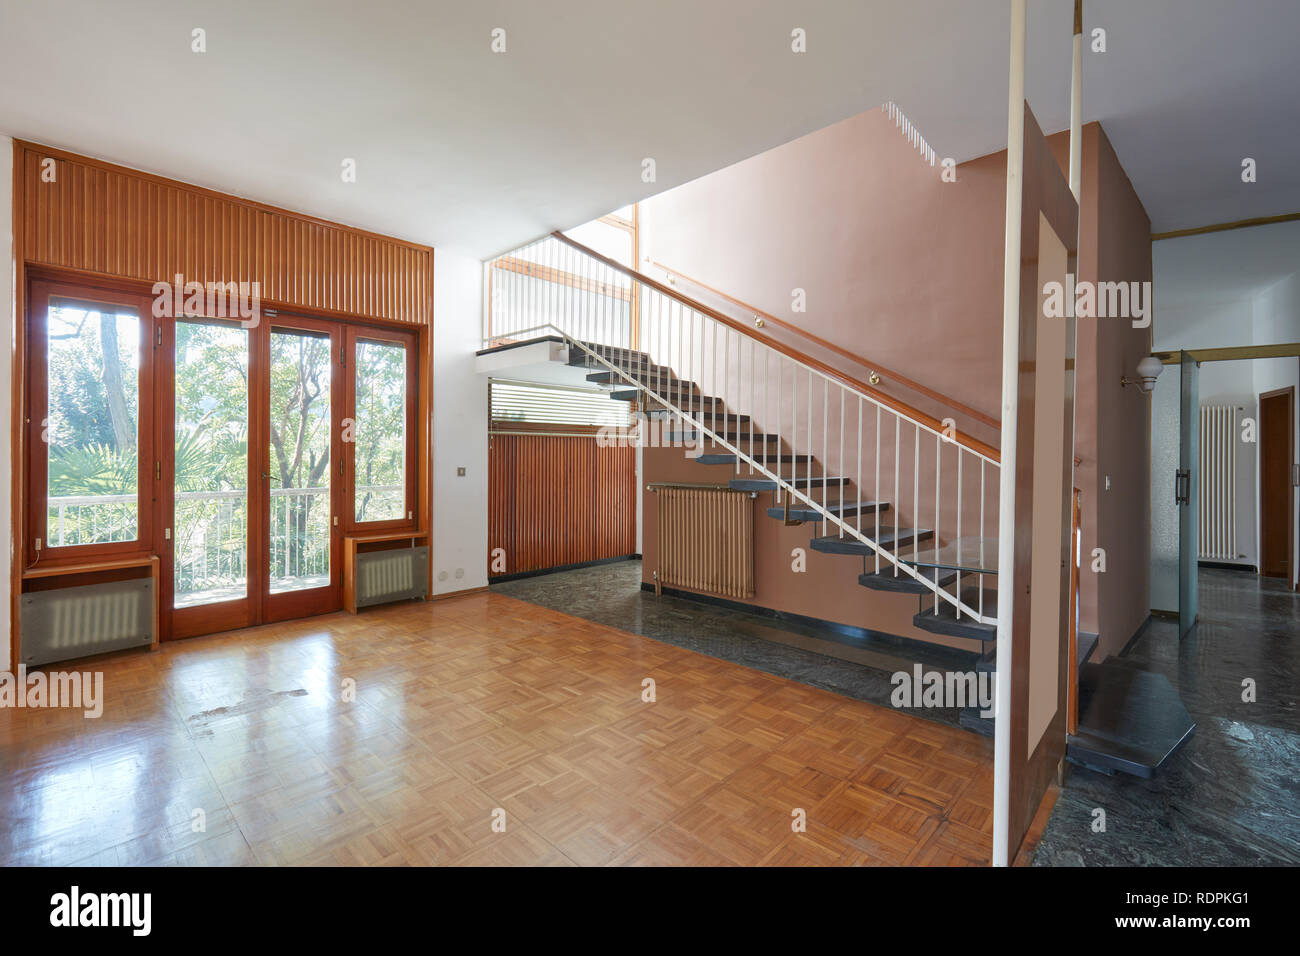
[549,231,1001,463]
[650,259,1000,432]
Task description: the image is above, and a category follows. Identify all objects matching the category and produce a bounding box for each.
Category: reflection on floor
[495,560,982,729]
[1035,569,1300,866]
[0,590,994,866]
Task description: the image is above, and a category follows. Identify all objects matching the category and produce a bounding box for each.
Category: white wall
[1153,302,1261,569]
[1152,272,1300,583]
[431,250,489,596]
[1,134,12,673]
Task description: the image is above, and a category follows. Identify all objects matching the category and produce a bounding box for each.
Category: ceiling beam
[1152,211,1300,241]
[1153,343,1300,364]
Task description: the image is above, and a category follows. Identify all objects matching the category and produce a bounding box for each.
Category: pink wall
[638,109,1153,657]
[639,108,1007,424]
[1073,124,1155,658]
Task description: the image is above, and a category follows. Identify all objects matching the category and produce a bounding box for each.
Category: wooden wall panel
[488,433,637,577]
[15,141,431,326]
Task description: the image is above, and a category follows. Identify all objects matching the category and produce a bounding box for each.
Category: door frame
[260,315,346,623]
[1258,385,1295,582]
[164,316,260,641]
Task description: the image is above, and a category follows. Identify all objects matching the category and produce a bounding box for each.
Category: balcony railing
[46,486,399,603]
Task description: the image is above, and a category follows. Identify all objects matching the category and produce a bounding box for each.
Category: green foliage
[47,443,135,497]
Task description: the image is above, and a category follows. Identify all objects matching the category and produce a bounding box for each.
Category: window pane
[354,340,407,522]
[490,381,630,427]
[270,330,332,593]
[174,323,249,608]
[45,301,140,547]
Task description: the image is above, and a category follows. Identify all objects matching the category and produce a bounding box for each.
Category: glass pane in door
[270,330,332,593]
[1178,353,1199,637]
[45,301,141,547]
[1149,371,1180,613]
[174,323,250,608]
[353,339,407,522]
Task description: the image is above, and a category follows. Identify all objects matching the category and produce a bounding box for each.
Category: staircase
[564,339,1000,659]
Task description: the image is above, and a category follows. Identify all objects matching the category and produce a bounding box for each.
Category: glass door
[1178,353,1200,638]
[169,319,254,639]
[261,320,342,621]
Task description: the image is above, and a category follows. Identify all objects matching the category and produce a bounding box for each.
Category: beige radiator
[654,486,755,599]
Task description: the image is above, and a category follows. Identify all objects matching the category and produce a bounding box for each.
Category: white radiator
[20,578,154,666]
[356,546,429,607]
[1199,404,1237,561]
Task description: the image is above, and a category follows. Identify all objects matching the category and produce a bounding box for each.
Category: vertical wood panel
[487,433,636,577]
[15,141,430,326]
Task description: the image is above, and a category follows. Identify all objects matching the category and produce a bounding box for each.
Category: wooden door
[1259,387,1294,579]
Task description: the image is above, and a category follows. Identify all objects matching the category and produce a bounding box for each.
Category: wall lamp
[1121,355,1165,394]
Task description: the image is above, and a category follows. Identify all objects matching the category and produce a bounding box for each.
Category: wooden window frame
[25,277,157,570]
[343,325,419,535]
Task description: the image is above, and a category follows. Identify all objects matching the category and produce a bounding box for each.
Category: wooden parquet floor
[0,591,995,866]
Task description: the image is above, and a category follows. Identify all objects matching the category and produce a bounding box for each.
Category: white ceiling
[1,1,1297,258]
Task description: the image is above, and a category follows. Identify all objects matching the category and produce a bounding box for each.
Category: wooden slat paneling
[487,434,637,577]
[15,142,431,325]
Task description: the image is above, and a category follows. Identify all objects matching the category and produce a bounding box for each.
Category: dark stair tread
[810,528,932,555]
[567,344,652,367]
[730,475,852,493]
[662,412,752,426]
[586,368,682,386]
[665,430,779,443]
[609,386,708,402]
[959,707,995,737]
[767,499,887,522]
[699,453,811,466]
[1065,660,1196,778]
[859,564,955,595]
[809,529,929,556]
[912,586,997,642]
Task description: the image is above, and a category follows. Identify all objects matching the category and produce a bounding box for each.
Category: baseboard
[429,585,489,602]
[639,581,983,663]
[490,554,639,584]
[1199,560,1257,573]
[1116,613,1155,658]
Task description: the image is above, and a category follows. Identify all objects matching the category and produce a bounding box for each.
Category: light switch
[456,467,466,477]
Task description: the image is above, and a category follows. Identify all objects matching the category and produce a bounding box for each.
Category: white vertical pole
[993,0,1027,869]
[1068,0,1084,202]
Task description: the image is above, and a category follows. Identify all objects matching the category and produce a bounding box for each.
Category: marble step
[959,707,995,737]
[731,475,852,494]
[768,499,888,522]
[860,565,956,595]
[568,343,653,368]
[698,453,811,466]
[913,587,997,643]
[1066,659,1196,778]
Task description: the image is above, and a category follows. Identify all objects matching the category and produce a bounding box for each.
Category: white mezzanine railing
[483,233,1000,625]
